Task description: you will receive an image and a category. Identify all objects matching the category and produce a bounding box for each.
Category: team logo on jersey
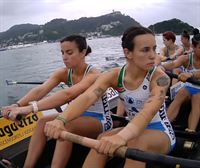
[143,85,147,90]
[128,97,134,104]
[131,106,139,112]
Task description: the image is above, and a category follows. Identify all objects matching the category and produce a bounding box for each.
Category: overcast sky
[0,0,199,33]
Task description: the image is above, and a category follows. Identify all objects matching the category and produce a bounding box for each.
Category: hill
[0,13,196,48]
[0,11,140,47]
[148,18,194,34]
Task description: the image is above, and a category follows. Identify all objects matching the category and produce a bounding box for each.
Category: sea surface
[0,36,181,106]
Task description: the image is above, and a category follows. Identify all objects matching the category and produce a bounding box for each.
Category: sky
[0,0,199,33]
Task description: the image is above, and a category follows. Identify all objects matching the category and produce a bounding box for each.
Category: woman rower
[44,26,176,168]
[2,35,113,168]
[179,30,193,55]
[159,31,181,61]
[161,30,200,132]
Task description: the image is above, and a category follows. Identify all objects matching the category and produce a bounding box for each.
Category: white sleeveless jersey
[116,65,164,122]
[184,52,199,73]
[116,65,175,145]
[67,64,111,118]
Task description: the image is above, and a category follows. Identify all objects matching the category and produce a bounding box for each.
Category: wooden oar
[60,131,127,158]
[60,131,200,168]
[6,80,67,89]
[6,80,43,85]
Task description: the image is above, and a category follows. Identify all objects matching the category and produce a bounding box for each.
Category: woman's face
[163,37,172,47]
[127,34,157,70]
[181,36,189,45]
[60,41,85,68]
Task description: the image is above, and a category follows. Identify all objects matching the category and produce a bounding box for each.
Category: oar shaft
[6,80,66,88]
[125,148,200,168]
[6,80,43,85]
[60,131,200,168]
[16,82,43,84]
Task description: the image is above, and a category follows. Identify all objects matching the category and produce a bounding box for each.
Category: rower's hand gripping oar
[5,80,67,120]
[165,71,200,86]
[5,79,42,121]
[60,131,200,168]
[0,107,23,121]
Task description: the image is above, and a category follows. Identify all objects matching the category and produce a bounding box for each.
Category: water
[0,36,181,106]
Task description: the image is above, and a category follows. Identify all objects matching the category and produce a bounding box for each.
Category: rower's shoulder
[87,66,101,75]
[49,67,68,81]
[54,67,68,74]
[155,66,170,79]
[102,67,121,75]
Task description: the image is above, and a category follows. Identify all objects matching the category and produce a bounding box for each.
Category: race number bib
[106,87,119,101]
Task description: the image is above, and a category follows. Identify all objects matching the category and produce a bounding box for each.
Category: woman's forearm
[36,90,70,111]
[61,93,97,122]
[17,86,48,106]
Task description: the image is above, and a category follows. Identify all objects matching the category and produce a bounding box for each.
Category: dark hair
[193,28,199,36]
[192,35,200,47]
[60,35,91,56]
[181,30,190,40]
[162,31,176,42]
[121,26,154,51]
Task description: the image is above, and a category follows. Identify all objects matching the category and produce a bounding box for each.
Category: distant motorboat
[105,56,115,61]
[13,44,32,49]
[105,56,125,61]
[5,43,34,50]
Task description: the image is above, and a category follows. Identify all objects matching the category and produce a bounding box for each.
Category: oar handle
[165,71,200,86]
[16,115,23,121]
[60,131,127,158]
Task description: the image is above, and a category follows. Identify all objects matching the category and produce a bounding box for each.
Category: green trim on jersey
[67,64,93,87]
[116,65,156,93]
[146,66,156,81]
[67,68,73,86]
[188,52,193,69]
[116,65,126,93]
